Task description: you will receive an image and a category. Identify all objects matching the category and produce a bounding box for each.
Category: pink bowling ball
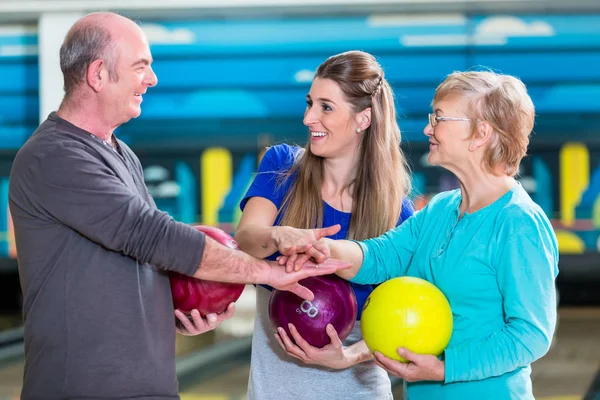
[169,225,245,316]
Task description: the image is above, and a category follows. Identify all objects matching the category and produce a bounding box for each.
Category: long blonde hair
[278,51,411,240]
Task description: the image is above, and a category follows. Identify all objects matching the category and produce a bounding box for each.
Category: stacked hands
[272,224,445,383]
[173,224,350,332]
[176,223,445,382]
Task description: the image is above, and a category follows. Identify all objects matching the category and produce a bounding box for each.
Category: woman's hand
[274,323,371,369]
[174,303,236,336]
[276,238,332,273]
[272,225,340,269]
[373,347,445,382]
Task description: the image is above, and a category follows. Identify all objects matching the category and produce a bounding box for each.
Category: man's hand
[174,303,236,336]
[267,258,352,300]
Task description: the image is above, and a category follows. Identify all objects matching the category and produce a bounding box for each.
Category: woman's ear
[355,107,372,132]
[470,121,494,151]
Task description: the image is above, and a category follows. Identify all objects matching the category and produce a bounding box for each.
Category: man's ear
[86,59,106,93]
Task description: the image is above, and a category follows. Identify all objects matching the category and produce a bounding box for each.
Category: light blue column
[38,12,82,123]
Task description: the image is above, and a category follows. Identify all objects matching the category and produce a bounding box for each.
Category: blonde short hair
[433,71,535,176]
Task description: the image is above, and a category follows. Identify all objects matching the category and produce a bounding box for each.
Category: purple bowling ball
[268,274,358,348]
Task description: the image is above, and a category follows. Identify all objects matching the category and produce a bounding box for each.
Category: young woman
[234,50,414,399]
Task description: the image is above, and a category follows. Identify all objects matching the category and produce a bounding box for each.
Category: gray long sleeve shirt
[9,112,205,399]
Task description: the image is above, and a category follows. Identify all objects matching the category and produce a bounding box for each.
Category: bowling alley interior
[1,0,600,399]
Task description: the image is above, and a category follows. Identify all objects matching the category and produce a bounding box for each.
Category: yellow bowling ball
[361,276,453,363]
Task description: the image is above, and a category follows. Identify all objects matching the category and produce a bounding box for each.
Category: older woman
[277,70,558,399]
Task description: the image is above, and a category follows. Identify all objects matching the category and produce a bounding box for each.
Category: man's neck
[57,100,116,143]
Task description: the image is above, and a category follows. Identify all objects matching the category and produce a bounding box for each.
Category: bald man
[9,12,345,399]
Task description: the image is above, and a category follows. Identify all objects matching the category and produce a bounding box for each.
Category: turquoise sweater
[352,185,558,399]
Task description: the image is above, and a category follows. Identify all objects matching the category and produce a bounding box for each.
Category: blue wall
[1,13,600,258]
[1,14,600,149]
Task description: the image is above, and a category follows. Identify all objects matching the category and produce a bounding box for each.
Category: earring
[356,128,361,133]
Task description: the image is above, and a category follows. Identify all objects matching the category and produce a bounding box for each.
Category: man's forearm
[325,239,364,280]
[193,236,269,284]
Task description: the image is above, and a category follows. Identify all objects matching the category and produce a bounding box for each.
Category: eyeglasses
[428,113,471,127]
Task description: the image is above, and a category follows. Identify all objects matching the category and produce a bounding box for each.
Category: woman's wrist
[344,341,373,367]
[268,226,282,247]
[339,350,355,369]
[437,360,446,382]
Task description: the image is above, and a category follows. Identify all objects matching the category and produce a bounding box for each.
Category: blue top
[352,185,559,399]
[241,144,414,319]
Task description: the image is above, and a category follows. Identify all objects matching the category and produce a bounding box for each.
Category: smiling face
[303,77,366,159]
[100,23,158,126]
[423,95,474,169]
